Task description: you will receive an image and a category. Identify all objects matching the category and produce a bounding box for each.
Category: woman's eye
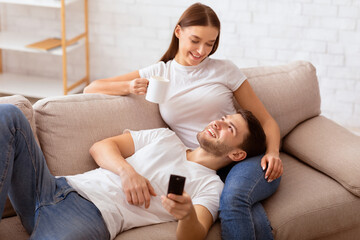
[191,40,199,44]
[229,126,234,133]
[206,43,214,47]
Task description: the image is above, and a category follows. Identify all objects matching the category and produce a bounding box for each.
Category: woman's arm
[90,132,156,208]
[83,70,149,96]
[161,193,213,240]
[234,80,283,182]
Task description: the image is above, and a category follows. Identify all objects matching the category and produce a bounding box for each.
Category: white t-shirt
[139,57,247,149]
[65,128,223,240]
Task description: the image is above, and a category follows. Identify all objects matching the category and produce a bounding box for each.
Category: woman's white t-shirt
[139,57,247,149]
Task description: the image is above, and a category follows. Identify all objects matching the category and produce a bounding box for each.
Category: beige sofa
[1,61,360,240]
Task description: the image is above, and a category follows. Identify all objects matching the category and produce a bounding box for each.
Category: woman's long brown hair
[159,3,221,63]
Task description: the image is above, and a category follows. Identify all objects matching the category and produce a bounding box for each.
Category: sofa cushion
[0,216,28,240]
[240,61,321,138]
[0,215,222,240]
[263,153,360,240]
[1,198,15,219]
[114,221,221,240]
[33,94,167,176]
[282,116,360,197]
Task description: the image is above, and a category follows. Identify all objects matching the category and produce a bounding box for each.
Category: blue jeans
[0,104,110,240]
[219,155,281,240]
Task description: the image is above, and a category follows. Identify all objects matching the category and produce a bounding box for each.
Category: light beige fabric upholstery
[0,95,37,143]
[241,61,321,138]
[114,221,221,240]
[283,116,360,197]
[33,93,167,176]
[0,216,28,240]
[1,198,14,219]
[0,217,220,240]
[263,153,360,240]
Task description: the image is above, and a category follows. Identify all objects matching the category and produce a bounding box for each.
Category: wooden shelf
[0,32,82,55]
[0,0,78,8]
[0,72,83,98]
[0,0,89,97]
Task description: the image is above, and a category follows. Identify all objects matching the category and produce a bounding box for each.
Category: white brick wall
[1,0,359,133]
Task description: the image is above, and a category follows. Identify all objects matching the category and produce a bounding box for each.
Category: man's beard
[197,132,233,157]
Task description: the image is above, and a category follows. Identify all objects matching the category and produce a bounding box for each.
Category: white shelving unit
[0,32,82,55]
[0,72,67,97]
[0,0,78,8]
[0,0,89,98]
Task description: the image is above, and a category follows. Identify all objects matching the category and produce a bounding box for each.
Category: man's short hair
[236,108,267,158]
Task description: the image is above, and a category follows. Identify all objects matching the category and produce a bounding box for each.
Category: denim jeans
[219,154,281,240]
[0,104,110,240]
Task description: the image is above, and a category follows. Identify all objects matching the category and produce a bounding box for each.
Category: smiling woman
[160,2,221,64]
[174,26,219,66]
[84,3,283,240]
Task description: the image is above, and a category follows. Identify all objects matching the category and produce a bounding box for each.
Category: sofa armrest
[283,116,360,197]
[0,95,37,140]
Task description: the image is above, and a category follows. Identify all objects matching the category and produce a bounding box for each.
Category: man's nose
[212,120,223,129]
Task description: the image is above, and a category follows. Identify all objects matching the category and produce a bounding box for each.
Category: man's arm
[177,205,213,240]
[161,193,213,240]
[90,132,156,208]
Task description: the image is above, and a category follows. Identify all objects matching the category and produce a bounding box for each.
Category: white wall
[1,0,360,133]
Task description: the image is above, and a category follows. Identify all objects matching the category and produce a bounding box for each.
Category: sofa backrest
[33,61,321,176]
[33,94,167,176]
[240,60,321,138]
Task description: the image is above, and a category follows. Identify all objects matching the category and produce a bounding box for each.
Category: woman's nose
[197,45,206,55]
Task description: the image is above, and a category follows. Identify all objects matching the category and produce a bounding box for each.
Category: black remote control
[167,174,186,195]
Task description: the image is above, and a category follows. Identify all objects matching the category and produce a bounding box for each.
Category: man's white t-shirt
[65,128,224,240]
[139,57,247,149]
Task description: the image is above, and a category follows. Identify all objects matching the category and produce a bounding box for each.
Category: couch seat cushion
[0,216,221,240]
[263,153,360,240]
[114,220,221,240]
[0,216,29,240]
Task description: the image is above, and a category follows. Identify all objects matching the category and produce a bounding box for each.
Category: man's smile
[207,127,216,138]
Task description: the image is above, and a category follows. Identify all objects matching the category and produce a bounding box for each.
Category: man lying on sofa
[0,104,266,240]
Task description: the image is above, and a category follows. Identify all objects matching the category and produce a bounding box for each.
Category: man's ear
[174,25,181,38]
[228,149,247,162]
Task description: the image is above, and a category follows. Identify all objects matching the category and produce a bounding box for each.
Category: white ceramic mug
[145,76,170,103]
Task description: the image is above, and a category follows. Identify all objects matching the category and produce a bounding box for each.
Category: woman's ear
[228,149,247,162]
[174,25,181,38]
